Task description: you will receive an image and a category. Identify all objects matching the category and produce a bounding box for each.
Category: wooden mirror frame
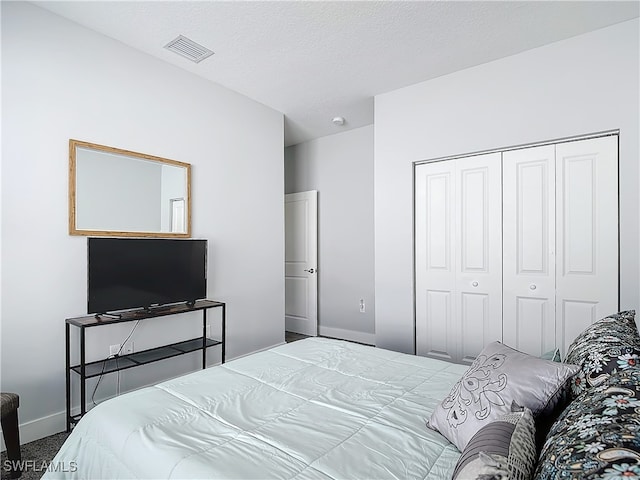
[69,139,192,238]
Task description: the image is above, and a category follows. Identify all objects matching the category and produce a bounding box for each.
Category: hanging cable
[90,320,140,406]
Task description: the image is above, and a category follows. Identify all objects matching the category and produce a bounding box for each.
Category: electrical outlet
[109,344,121,356]
[359,299,366,313]
[206,325,211,339]
[123,342,134,355]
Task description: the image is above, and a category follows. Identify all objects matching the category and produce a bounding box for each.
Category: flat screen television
[87,238,207,314]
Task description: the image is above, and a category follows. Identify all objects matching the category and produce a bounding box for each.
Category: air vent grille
[164,35,214,63]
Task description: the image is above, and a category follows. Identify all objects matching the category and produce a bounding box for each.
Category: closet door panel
[556,136,619,353]
[514,297,556,355]
[459,292,490,364]
[561,300,598,352]
[503,145,556,356]
[422,290,454,359]
[456,153,502,363]
[415,162,457,361]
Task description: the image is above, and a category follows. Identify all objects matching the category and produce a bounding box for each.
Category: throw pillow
[541,348,562,363]
[564,310,639,397]
[535,367,640,480]
[452,403,537,480]
[427,341,579,451]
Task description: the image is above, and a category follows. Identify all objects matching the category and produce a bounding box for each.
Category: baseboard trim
[227,341,285,361]
[1,409,66,451]
[319,326,375,345]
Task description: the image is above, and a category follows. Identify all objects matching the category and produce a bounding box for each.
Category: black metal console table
[65,299,225,431]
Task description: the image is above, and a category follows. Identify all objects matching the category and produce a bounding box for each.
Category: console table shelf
[70,337,223,378]
[65,299,225,431]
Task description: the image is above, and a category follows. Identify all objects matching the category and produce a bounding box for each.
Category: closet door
[503,145,557,356]
[415,160,456,361]
[555,136,619,353]
[415,153,502,363]
[455,154,503,363]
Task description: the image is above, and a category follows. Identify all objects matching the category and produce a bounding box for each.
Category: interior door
[285,191,318,336]
[555,136,619,353]
[503,145,557,356]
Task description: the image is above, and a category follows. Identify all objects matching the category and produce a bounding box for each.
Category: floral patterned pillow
[565,310,639,398]
[534,367,640,480]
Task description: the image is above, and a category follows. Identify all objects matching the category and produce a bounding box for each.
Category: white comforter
[46,337,466,479]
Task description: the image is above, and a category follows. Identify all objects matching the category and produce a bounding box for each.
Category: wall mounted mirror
[69,139,191,237]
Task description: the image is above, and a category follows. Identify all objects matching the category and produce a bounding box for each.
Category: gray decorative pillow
[564,310,640,398]
[427,341,579,451]
[453,403,536,480]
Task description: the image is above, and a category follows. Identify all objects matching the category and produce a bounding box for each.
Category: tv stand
[65,299,225,431]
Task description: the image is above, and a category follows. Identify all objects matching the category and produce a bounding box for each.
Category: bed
[45,337,468,479]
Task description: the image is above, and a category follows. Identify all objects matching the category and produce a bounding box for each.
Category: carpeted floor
[1,432,69,480]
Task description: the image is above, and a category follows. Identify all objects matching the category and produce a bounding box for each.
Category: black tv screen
[88,238,207,314]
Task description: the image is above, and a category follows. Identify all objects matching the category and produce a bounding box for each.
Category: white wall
[374,19,640,353]
[1,2,284,443]
[285,126,375,344]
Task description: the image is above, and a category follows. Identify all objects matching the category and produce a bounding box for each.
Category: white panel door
[415,161,456,361]
[503,145,556,356]
[455,154,503,364]
[555,136,618,353]
[285,191,318,336]
[415,153,502,363]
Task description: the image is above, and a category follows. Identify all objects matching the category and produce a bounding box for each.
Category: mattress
[45,337,467,479]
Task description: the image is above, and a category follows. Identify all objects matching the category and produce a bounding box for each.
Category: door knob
[304,268,316,274]
[472,281,478,287]
[530,284,537,290]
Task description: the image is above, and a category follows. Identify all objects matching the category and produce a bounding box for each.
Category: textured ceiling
[34,1,640,146]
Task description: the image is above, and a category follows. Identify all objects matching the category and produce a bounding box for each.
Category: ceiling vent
[164,35,214,63]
